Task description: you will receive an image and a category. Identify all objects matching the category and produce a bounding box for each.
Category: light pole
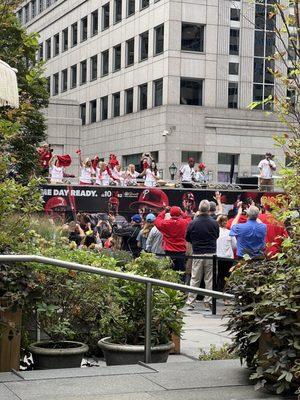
[169,163,177,181]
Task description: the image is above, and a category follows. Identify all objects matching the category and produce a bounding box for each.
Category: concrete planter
[98,337,174,366]
[29,341,89,370]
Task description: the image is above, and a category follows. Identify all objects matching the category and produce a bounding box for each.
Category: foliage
[0,1,49,182]
[199,343,237,361]
[100,252,186,346]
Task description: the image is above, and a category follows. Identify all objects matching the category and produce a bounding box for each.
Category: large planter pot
[98,337,174,366]
[29,341,89,370]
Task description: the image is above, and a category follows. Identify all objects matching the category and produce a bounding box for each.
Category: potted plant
[98,252,186,365]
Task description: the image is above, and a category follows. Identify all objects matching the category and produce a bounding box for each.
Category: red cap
[45,197,67,212]
[57,154,72,167]
[130,188,169,210]
[109,197,119,205]
[170,206,182,217]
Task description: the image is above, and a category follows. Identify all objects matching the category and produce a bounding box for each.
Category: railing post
[212,255,217,315]
[145,282,152,363]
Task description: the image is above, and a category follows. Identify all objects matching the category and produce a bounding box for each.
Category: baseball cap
[170,206,182,217]
[131,214,142,223]
[130,188,169,209]
[146,213,156,222]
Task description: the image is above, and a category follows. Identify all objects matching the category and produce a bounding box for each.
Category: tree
[0,0,49,182]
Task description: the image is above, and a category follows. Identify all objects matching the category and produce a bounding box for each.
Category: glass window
[53,73,59,95]
[31,0,37,18]
[181,23,204,52]
[230,8,240,21]
[255,4,265,30]
[154,24,164,55]
[229,62,239,75]
[91,10,98,36]
[287,89,296,108]
[71,64,77,88]
[38,43,43,61]
[113,92,120,117]
[24,4,29,23]
[114,0,122,23]
[39,0,44,13]
[113,44,121,71]
[90,100,97,123]
[61,69,68,92]
[80,60,87,84]
[46,76,50,94]
[140,31,149,61]
[228,82,238,108]
[253,58,264,83]
[229,29,239,55]
[81,16,88,42]
[265,31,275,56]
[181,151,202,163]
[266,5,275,30]
[126,38,134,66]
[101,50,109,76]
[140,0,149,9]
[80,103,86,125]
[254,31,264,56]
[45,38,51,60]
[53,33,59,56]
[253,84,263,108]
[62,28,68,52]
[154,78,163,107]
[139,83,148,110]
[264,59,274,84]
[251,154,264,174]
[125,88,133,114]
[71,22,78,46]
[127,0,135,16]
[180,79,203,106]
[90,55,98,81]
[101,96,108,120]
[102,3,110,30]
[218,153,239,182]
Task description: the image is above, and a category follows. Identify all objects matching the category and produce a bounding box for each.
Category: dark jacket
[186,215,219,254]
[113,223,141,257]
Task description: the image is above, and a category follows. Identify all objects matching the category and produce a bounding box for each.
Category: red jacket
[259,213,288,258]
[154,211,191,252]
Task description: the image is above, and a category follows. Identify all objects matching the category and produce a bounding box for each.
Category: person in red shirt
[259,211,288,258]
[154,206,191,274]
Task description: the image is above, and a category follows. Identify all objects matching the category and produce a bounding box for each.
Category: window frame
[154,24,164,55]
[139,31,149,61]
[180,78,203,106]
[125,38,135,66]
[113,44,121,72]
[181,23,205,53]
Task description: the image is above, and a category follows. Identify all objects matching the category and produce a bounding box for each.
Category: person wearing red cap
[154,206,191,274]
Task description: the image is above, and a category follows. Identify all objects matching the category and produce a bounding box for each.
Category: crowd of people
[62,192,287,312]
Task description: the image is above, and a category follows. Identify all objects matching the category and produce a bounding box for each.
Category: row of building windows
[17,0,58,23]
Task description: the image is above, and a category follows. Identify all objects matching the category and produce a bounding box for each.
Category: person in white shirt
[78,151,94,185]
[258,153,276,192]
[216,215,236,293]
[125,164,140,186]
[112,164,125,186]
[95,161,110,186]
[141,161,160,187]
[49,155,64,184]
[180,158,196,184]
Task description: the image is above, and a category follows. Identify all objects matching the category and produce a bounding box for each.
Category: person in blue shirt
[229,205,266,259]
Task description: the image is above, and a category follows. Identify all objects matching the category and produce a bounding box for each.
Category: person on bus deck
[258,153,276,192]
[180,158,196,183]
[49,155,65,184]
[95,161,111,186]
[140,160,160,187]
[125,164,140,186]
[77,150,94,185]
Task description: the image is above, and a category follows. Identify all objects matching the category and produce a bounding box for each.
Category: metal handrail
[0,254,234,364]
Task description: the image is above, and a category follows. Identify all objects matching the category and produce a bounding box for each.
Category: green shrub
[199,343,237,361]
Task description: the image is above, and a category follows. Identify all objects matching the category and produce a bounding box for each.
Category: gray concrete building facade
[17,0,288,180]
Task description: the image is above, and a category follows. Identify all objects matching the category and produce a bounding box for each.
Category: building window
[180,78,203,106]
[31,0,37,18]
[113,92,120,117]
[101,50,109,76]
[218,153,239,183]
[80,60,87,84]
[91,10,98,36]
[45,38,51,60]
[230,8,240,21]
[101,96,108,120]
[113,44,121,71]
[140,31,149,61]
[81,16,88,42]
[229,28,239,55]
[80,103,86,125]
[62,28,68,52]
[61,69,68,92]
[46,76,50,94]
[17,9,22,23]
[39,0,44,13]
[127,0,135,16]
[140,0,149,10]
[71,64,77,88]
[229,62,239,75]
[71,22,78,47]
[154,24,164,55]
[181,23,204,52]
[24,4,29,23]
[139,83,148,110]
[181,151,202,163]
[114,0,122,23]
[228,82,238,108]
[38,43,43,61]
[90,100,97,123]
[125,88,133,114]
[153,78,163,107]
[90,55,98,81]
[53,73,59,95]
[251,154,264,174]
[53,33,59,56]
[102,3,110,30]
[126,38,134,66]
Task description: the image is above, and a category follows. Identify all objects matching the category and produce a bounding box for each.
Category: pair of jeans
[187,254,214,305]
